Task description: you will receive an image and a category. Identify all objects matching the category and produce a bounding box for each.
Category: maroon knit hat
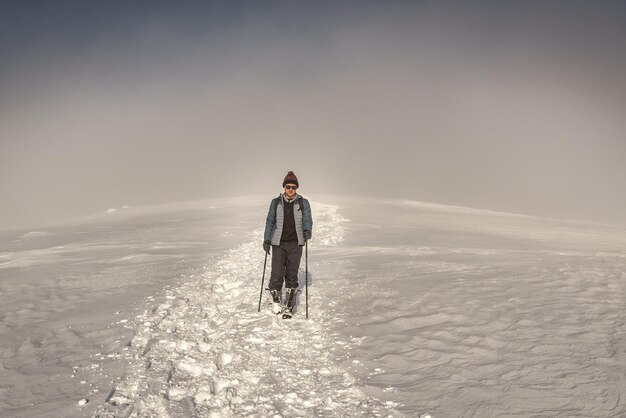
[282,171,299,188]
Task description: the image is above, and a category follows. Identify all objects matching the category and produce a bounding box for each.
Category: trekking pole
[305,240,309,319]
[258,250,268,312]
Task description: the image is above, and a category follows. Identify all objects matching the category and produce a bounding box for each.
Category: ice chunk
[167,386,188,401]
[218,352,233,369]
[194,387,212,405]
[211,377,230,394]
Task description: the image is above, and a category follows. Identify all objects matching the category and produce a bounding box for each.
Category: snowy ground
[0,198,263,417]
[332,197,626,417]
[1,195,626,417]
[93,202,393,417]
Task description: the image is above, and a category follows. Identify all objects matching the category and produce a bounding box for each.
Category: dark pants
[269,240,303,290]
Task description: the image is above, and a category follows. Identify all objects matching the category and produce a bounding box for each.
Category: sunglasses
[285,185,297,190]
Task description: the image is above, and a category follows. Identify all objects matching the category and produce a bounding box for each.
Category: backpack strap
[273,196,281,214]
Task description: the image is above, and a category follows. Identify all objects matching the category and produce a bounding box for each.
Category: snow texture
[94,203,394,417]
[1,195,626,417]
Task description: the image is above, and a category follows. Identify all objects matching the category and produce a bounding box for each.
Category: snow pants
[269,240,303,291]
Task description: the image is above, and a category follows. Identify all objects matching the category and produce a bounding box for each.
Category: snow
[330,196,626,416]
[93,203,392,417]
[0,200,262,417]
[1,195,626,417]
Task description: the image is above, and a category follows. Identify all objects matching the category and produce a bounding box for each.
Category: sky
[1,0,625,229]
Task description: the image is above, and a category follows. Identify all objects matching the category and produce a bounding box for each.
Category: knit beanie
[282,171,299,188]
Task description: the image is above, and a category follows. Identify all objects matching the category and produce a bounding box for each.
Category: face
[284,184,297,197]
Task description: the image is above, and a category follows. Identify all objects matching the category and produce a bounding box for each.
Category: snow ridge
[95,203,392,417]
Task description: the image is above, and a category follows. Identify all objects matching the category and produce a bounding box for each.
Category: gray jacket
[264,194,313,246]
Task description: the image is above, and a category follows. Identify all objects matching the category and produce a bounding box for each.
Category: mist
[2,0,625,229]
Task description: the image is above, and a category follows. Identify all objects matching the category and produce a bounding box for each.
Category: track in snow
[95,203,396,417]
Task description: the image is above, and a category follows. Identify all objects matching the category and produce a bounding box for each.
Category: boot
[270,289,282,315]
[282,288,298,319]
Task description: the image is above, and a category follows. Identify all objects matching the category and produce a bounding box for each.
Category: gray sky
[2,0,625,229]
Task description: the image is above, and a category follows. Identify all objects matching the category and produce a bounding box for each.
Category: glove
[303,230,312,241]
[263,240,271,253]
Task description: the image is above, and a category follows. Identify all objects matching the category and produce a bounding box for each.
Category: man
[263,171,313,318]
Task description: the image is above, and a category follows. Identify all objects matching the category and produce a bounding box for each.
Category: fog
[2,1,625,229]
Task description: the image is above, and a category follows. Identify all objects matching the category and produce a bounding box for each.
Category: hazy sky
[2,0,625,229]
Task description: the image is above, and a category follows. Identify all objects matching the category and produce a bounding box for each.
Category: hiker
[263,171,313,317]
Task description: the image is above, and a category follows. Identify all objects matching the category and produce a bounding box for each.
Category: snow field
[0,200,272,417]
[331,199,626,417]
[6,196,622,417]
[95,203,395,417]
